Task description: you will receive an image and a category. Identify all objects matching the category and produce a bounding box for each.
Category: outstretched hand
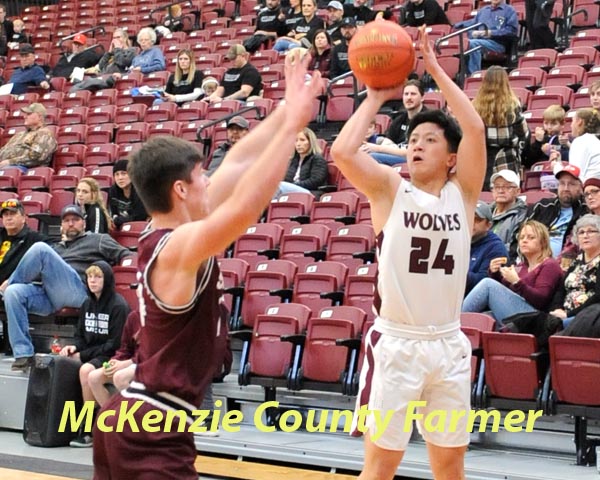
[283,50,323,128]
[418,25,439,75]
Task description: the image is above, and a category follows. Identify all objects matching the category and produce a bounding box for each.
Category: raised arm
[419,26,486,206]
[330,88,401,232]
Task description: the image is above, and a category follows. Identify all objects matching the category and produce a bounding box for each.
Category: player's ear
[173,179,187,199]
[447,152,458,168]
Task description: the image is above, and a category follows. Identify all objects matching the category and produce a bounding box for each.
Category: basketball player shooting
[92,52,322,479]
[330,27,486,480]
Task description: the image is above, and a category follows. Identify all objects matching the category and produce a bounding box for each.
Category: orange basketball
[347,20,416,90]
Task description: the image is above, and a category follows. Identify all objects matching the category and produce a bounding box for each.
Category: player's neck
[411,175,448,197]
[150,210,190,230]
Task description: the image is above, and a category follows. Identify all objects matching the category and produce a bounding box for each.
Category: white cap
[490,169,520,187]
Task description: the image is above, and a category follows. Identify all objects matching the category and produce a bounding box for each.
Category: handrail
[326,71,362,110]
[150,0,194,30]
[434,22,489,88]
[57,26,106,49]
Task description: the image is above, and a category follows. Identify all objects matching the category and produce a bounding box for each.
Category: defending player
[92,53,322,479]
[330,28,486,479]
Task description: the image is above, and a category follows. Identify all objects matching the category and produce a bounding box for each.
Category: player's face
[518,226,541,257]
[87,272,105,298]
[557,175,582,207]
[406,122,456,181]
[186,163,211,220]
[402,85,423,112]
[76,182,93,205]
[1,210,26,236]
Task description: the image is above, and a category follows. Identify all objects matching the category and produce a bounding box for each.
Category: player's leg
[426,443,467,480]
[359,435,404,480]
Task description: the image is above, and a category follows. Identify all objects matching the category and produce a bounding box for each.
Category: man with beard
[386,79,427,146]
[330,17,356,78]
[1,205,130,372]
[326,1,344,44]
[527,164,586,258]
[206,116,250,176]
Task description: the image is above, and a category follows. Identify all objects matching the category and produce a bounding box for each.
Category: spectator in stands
[548,214,600,328]
[3,204,130,372]
[527,105,568,167]
[566,108,600,183]
[325,1,344,44]
[527,164,585,258]
[386,79,426,147]
[525,0,556,49]
[489,169,527,259]
[201,76,219,97]
[88,310,141,407]
[473,66,528,189]
[307,29,332,79]
[0,199,48,285]
[108,159,148,229]
[455,0,518,75]
[467,201,509,295]
[206,116,250,176]
[274,0,325,52]
[50,33,102,80]
[76,178,112,234]
[583,177,600,216]
[404,0,450,27]
[0,103,57,169]
[117,27,165,76]
[205,45,262,103]
[329,17,356,79]
[243,0,287,53]
[362,118,395,149]
[7,18,27,50]
[463,220,562,325]
[162,48,204,104]
[278,127,328,196]
[279,0,304,43]
[60,261,129,448]
[161,3,184,33]
[0,3,14,57]
[8,43,50,94]
[70,28,136,93]
[343,0,378,26]
[589,80,600,109]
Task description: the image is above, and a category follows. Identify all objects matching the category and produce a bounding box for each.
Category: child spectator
[108,160,148,229]
[60,261,130,447]
[75,178,112,234]
[88,310,141,407]
[201,77,219,98]
[565,108,600,183]
[8,19,27,49]
[589,80,600,109]
[529,105,569,165]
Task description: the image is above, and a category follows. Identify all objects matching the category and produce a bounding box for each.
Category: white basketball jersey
[375,179,470,327]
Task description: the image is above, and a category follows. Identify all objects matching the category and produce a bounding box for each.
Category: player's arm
[168,54,322,269]
[419,26,485,206]
[330,88,401,229]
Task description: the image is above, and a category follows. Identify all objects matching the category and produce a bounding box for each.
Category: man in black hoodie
[60,260,130,448]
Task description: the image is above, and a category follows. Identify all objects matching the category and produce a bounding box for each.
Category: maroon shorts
[92,393,197,480]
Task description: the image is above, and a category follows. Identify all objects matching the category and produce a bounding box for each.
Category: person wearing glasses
[526,164,586,258]
[2,205,130,372]
[547,214,600,328]
[489,169,527,259]
[583,177,600,216]
[69,28,136,93]
[462,220,563,327]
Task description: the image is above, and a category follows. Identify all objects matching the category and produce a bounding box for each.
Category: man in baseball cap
[489,169,527,257]
[330,18,357,78]
[50,31,101,79]
[61,204,85,221]
[326,1,345,43]
[468,200,508,294]
[8,44,50,94]
[0,102,57,169]
[207,116,251,176]
[527,163,585,257]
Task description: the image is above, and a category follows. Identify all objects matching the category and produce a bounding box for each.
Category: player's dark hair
[406,109,462,154]
[128,136,204,213]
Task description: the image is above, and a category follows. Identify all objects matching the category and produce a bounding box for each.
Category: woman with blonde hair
[163,48,204,104]
[76,177,112,234]
[462,220,563,326]
[278,127,328,197]
[472,66,528,189]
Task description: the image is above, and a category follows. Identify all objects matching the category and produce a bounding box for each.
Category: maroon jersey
[134,228,225,406]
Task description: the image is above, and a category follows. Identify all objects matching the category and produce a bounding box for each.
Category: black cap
[341,17,356,27]
[113,159,129,174]
[19,43,35,55]
[61,204,85,220]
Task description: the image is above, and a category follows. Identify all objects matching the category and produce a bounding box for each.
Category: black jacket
[51,48,102,78]
[107,184,148,228]
[74,261,130,365]
[284,152,328,195]
[0,225,48,283]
